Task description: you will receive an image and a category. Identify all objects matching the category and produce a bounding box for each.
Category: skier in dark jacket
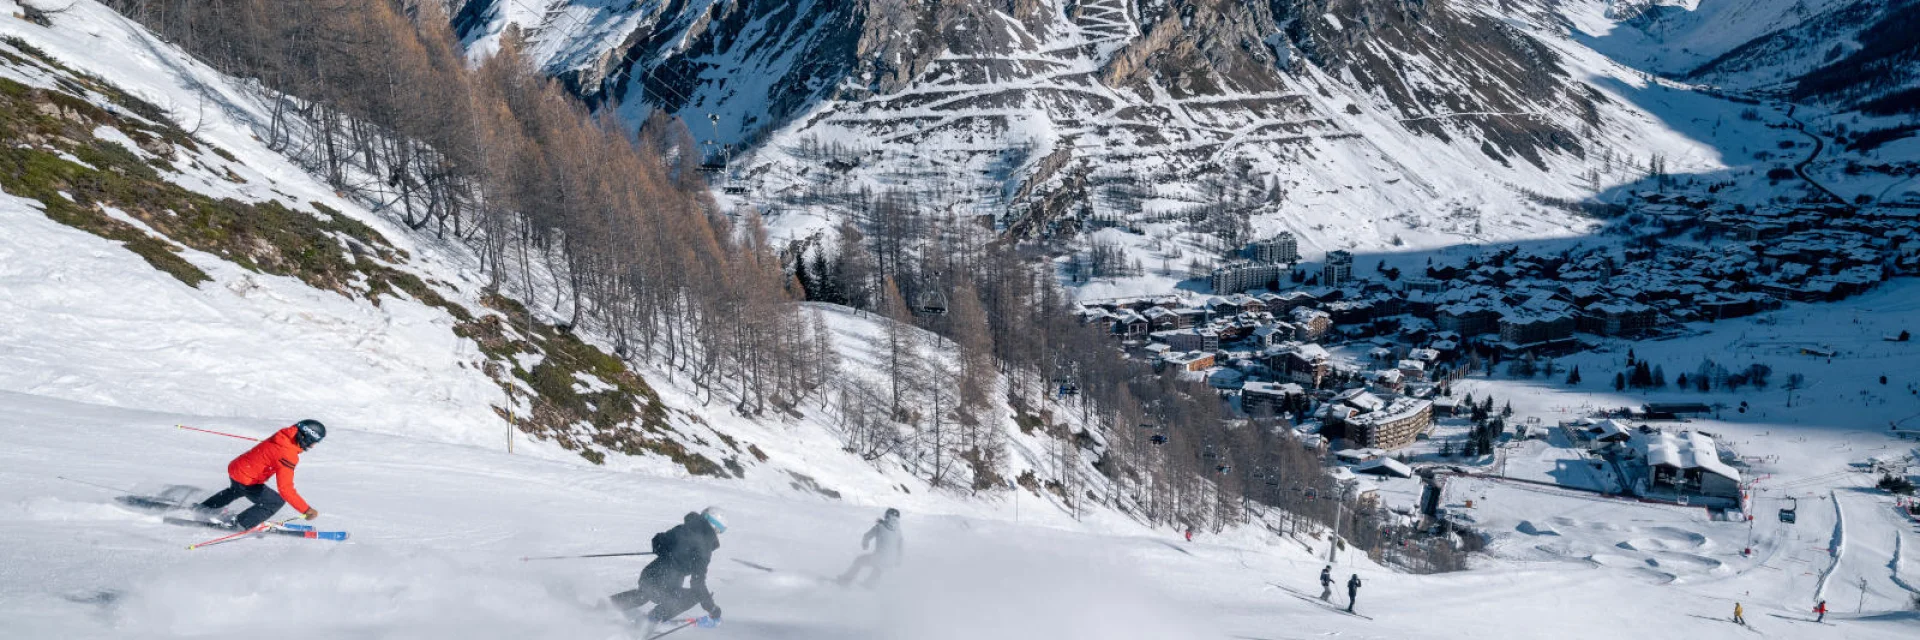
[611,507,726,628]
[1319,566,1334,600]
[837,508,903,587]
[1346,574,1361,613]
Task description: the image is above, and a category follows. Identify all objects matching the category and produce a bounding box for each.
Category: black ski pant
[1347,590,1357,612]
[611,567,706,623]
[198,481,285,529]
[838,552,896,586]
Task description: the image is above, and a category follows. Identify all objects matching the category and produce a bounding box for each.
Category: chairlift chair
[915,288,949,315]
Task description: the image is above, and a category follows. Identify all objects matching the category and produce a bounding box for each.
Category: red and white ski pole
[186,516,305,551]
[176,424,260,442]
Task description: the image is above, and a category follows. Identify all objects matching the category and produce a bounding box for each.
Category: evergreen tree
[1676,373,1689,390]
[1630,361,1653,388]
[1652,365,1667,388]
[1614,372,1627,391]
[808,249,838,304]
[1566,366,1582,385]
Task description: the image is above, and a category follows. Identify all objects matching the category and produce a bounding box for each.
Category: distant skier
[1319,566,1333,601]
[837,508,903,587]
[1185,527,1193,542]
[1733,602,1745,625]
[1814,600,1827,622]
[1346,574,1362,613]
[192,420,324,529]
[611,508,726,630]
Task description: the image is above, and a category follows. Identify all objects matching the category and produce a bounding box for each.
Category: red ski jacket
[227,426,311,513]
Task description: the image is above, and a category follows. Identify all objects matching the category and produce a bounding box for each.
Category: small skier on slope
[837,508,904,587]
[193,420,325,529]
[1346,574,1362,613]
[1813,600,1827,623]
[612,508,726,631]
[1733,602,1745,625]
[1319,566,1334,601]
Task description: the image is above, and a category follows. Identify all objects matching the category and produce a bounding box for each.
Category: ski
[164,516,349,542]
[1766,613,1832,625]
[646,617,716,640]
[1268,583,1373,620]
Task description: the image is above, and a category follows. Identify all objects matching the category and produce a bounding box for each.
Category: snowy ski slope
[1,3,1918,639]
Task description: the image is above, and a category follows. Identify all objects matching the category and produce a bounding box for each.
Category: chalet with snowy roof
[1333,447,1387,463]
[1401,277,1445,294]
[1354,457,1415,478]
[1396,359,1428,381]
[1266,342,1331,387]
[1696,292,1775,320]
[1143,306,1180,330]
[1290,307,1333,341]
[1586,419,1634,444]
[1250,322,1297,348]
[1635,431,1741,500]
[1242,381,1306,416]
[1367,368,1406,393]
[1229,293,1267,313]
[1110,311,1149,338]
[1162,351,1215,373]
[1436,303,1501,336]
[1151,327,1220,353]
[1498,311,1576,348]
[1324,299,1377,324]
[1324,393,1433,450]
[1579,300,1656,336]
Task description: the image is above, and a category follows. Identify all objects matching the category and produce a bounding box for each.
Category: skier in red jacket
[194,420,325,529]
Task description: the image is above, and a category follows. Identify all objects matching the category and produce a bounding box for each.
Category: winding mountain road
[1783,104,1852,208]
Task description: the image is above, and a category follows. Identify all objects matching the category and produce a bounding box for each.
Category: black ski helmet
[884,508,900,520]
[294,419,327,449]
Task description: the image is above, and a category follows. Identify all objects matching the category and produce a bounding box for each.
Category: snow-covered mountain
[1565,0,1920,110]
[456,0,1915,274]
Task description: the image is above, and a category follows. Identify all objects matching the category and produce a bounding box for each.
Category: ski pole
[520,551,656,561]
[187,516,305,550]
[54,475,139,495]
[176,424,260,442]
